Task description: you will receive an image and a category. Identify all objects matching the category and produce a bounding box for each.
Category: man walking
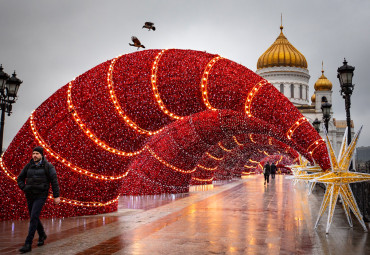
[17,146,60,253]
[263,162,271,185]
[270,162,277,179]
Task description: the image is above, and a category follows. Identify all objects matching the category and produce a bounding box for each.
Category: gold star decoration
[293,171,326,195]
[291,128,348,195]
[290,154,308,172]
[288,155,324,192]
[288,155,309,184]
[312,126,370,233]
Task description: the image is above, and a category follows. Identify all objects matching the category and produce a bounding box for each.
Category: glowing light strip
[263,151,270,156]
[244,165,254,168]
[242,172,254,175]
[29,113,130,180]
[249,159,259,164]
[218,142,232,152]
[233,136,243,146]
[325,134,339,169]
[307,139,326,154]
[339,131,360,170]
[287,117,308,139]
[107,57,161,135]
[249,134,256,143]
[197,164,217,171]
[245,79,268,117]
[67,82,145,157]
[206,152,223,161]
[0,156,17,181]
[201,56,222,110]
[0,157,119,207]
[192,176,215,182]
[147,146,196,174]
[55,196,119,207]
[151,49,184,120]
[277,155,283,165]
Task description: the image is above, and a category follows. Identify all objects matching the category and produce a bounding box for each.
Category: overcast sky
[1,0,370,149]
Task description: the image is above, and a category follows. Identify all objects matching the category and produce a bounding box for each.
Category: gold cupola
[257,25,308,70]
[311,93,316,103]
[314,64,332,91]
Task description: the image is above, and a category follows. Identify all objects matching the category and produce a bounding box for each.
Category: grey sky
[1,0,370,149]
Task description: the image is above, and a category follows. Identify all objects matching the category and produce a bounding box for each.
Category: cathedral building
[255,24,354,156]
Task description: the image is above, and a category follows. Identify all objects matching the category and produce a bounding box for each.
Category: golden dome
[314,67,332,91]
[311,93,316,103]
[257,26,308,70]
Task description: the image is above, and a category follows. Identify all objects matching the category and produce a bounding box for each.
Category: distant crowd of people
[263,162,277,185]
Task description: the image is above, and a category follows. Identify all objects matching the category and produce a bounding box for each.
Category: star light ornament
[313,126,370,233]
[288,155,310,185]
[287,155,324,194]
[289,154,323,176]
[289,129,349,194]
[289,155,308,174]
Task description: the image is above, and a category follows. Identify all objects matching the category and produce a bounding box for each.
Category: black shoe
[38,234,47,246]
[19,243,32,253]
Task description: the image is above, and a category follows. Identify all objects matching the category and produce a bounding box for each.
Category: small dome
[314,67,332,91]
[257,26,308,70]
[311,93,316,103]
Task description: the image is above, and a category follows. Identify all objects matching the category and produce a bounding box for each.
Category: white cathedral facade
[255,25,353,156]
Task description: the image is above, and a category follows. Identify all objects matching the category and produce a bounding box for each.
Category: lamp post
[337,59,368,221]
[337,58,355,148]
[312,118,321,133]
[337,59,355,171]
[0,65,22,152]
[321,101,332,133]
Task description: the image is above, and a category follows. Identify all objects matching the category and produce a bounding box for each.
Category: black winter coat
[17,157,60,199]
[270,164,277,174]
[263,164,271,175]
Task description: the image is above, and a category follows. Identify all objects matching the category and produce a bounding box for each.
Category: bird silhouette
[129,36,145,50]
[142,22,156,31]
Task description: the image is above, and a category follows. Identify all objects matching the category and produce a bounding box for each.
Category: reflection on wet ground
[0,175,369,254]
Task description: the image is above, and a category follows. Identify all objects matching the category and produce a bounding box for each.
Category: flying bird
[143,22,156,31]
[129,36,145,50]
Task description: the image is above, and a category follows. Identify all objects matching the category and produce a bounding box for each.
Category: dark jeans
[25,197,47,244]
[271,173,275,179]
[264,174,270,183]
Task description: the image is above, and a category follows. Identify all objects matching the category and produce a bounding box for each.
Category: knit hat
[33,146,44,156]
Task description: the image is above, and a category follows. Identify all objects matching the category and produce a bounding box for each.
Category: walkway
[0,175,369,254]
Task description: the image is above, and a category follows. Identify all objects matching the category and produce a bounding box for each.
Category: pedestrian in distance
[17,146,60,253]
[270,162,277,179]
[263,162,271,185]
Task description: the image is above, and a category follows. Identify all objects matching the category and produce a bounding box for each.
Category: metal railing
[353,161,370,222]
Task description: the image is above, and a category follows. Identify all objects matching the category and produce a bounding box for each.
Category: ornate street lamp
[337,59,368,220]
[337,58,355,147]
[0,65,22,152]
[321,101,332,132]
[312,118,321,133]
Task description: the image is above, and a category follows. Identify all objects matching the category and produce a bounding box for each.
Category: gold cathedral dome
[311,93,316,103]
[314,66,332,91]
[257,25,308,70]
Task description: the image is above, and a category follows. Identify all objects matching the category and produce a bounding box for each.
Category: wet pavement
[1,175,369,254]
